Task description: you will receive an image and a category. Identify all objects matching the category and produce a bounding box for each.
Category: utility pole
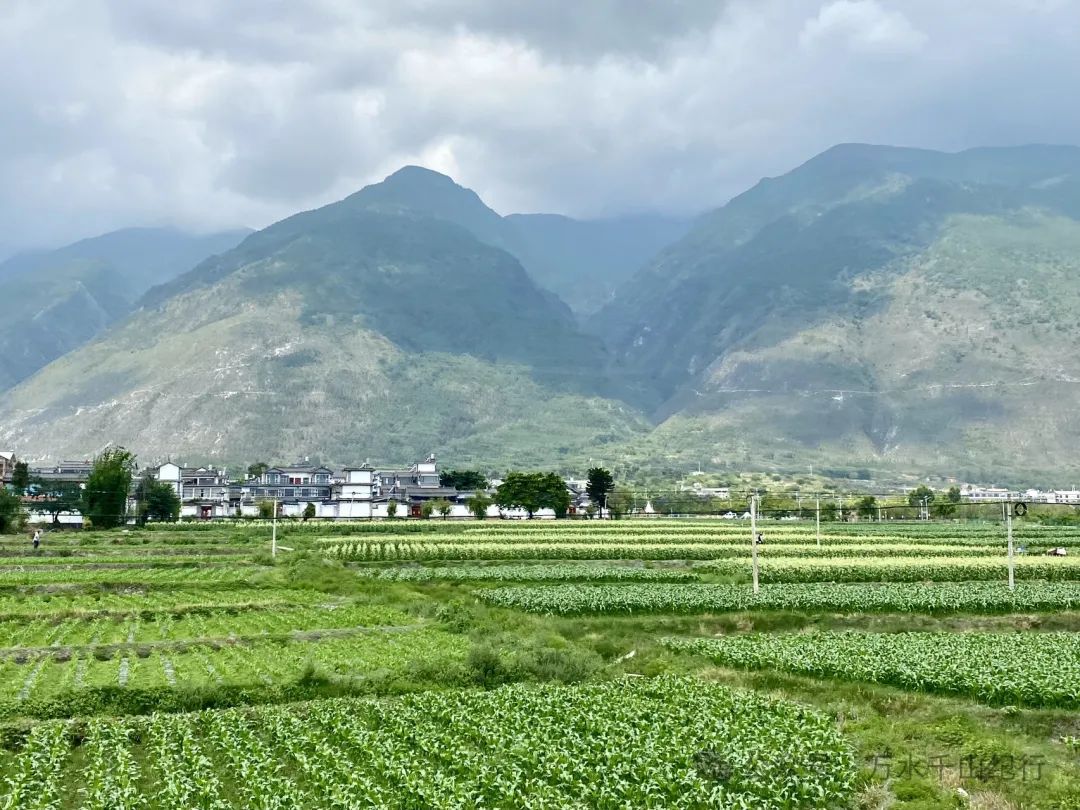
[750,493,760,595]
[1006,501,1015,591]
[271,498,278,558]
[815,496,821,547]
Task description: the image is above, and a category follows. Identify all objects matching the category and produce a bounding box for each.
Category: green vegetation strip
[0,676,856,808]
[700,556,1080,583]
[662,632,1080,707]
[480,582,1080,615]
[353,563,697,583]
[0,603,414,650]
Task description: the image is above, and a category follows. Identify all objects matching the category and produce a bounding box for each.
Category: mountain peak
[382,164,459,186]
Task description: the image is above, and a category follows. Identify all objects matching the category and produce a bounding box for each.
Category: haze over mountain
[593,143,1080,481]
[0,170,648,465]
[7,145,1080,481]
[0,228,249,393]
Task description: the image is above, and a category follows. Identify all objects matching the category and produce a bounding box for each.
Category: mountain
[0,180,647,465]
[506,214,691,315]
[0,228,249,392]
[592,143,1080,481]
[229,165,686,317]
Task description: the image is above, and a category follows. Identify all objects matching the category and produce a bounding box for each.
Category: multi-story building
[151,463,232,519]
[0,452,15,484]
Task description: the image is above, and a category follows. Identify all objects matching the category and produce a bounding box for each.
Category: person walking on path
[31,529,41,550]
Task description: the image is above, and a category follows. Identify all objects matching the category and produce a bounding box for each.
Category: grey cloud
[4,0,1080,249]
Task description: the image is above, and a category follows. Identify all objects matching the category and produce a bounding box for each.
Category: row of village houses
[1,453,596,523]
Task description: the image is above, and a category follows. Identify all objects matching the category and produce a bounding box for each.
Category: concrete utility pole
[1006,501,1015,591]
[750,494,760,595]
[815,497,821,547]
[271,498,278,558]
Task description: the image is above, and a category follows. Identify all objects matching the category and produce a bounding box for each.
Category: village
[0,452,626,524]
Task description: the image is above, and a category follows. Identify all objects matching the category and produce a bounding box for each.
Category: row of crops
[353,563,697,583]
[0,628,464,711]
[0,676,856,809]
[0,587,324,620]
[662,632,1080,707]
[699,555,1080,583]
[480,581,1080,615]
[0,603,413,651]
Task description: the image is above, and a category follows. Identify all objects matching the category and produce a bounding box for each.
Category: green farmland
[1,519,1079,808]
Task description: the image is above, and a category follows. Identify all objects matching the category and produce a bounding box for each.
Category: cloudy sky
[3,0,1079,249]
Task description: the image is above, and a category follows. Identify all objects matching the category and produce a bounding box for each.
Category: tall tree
[133,473,181,524]
[11,462,29,495]
[247,462,269,480]
[585,467,614,517]
[907,485,935,508]
[0,487,23,534]
[440,470,488,490]
[856,495,877,519]
[83,447,136,529]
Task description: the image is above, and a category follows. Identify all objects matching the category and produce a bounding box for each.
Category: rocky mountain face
[7,147,1080,480]
[591,144,1080,481]
[0,177,646,466]
[0,228,249,392]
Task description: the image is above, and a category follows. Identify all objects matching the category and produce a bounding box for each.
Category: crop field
[0,517,1078,808]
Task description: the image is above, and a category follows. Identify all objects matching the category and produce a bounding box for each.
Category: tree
[606,486,635,519]
[32,479,82,526]
[541,473,571,518]
[946,486,962,504]
[0,487,24,534]
[467,494,492,520]
[386,500,398,518]
[495,473,543,518]
[257,500,275,519]
[586,467,614,517]
[83,447,135,529]
[494,472,570,518]
[440,470,488,491]
[856,495,877,519]
[247,462,269,480]
[420,500,435,519]
[431,498,453,519]
[11,462,29,495]
[133,474,181,524]
[908,485,935,508]
[303,502,317,521]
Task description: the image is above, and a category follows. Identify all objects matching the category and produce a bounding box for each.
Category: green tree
[467,493,492,520]
[32,479,83,526]
[303,502,317,521]
[257,500,275,519]
[495,473,543,518]
[0,487,24,533]
[430,498,453,519]
[134,474,181,524]
[83,447,135,529]
[606,486,635,519]
[495,472,570,518]
[586,467,614,516]
[946,486,962,504]
[856,495,877,519]
[541,473,571,518]
[11,462,29,495]
[440,470,488,490]
[247,462,269,480]
[908,485,935,508]
[386,500,398,518]
[420,500,435,519]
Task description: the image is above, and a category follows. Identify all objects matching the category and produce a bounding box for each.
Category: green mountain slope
[0,228,249,392]
[156,165,684,318]
[594,144,1080,480]
[0,197,646,466]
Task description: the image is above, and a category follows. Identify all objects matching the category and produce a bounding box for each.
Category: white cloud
[800,1,927,56]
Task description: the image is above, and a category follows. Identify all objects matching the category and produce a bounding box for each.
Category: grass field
[0,518,1078,808]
